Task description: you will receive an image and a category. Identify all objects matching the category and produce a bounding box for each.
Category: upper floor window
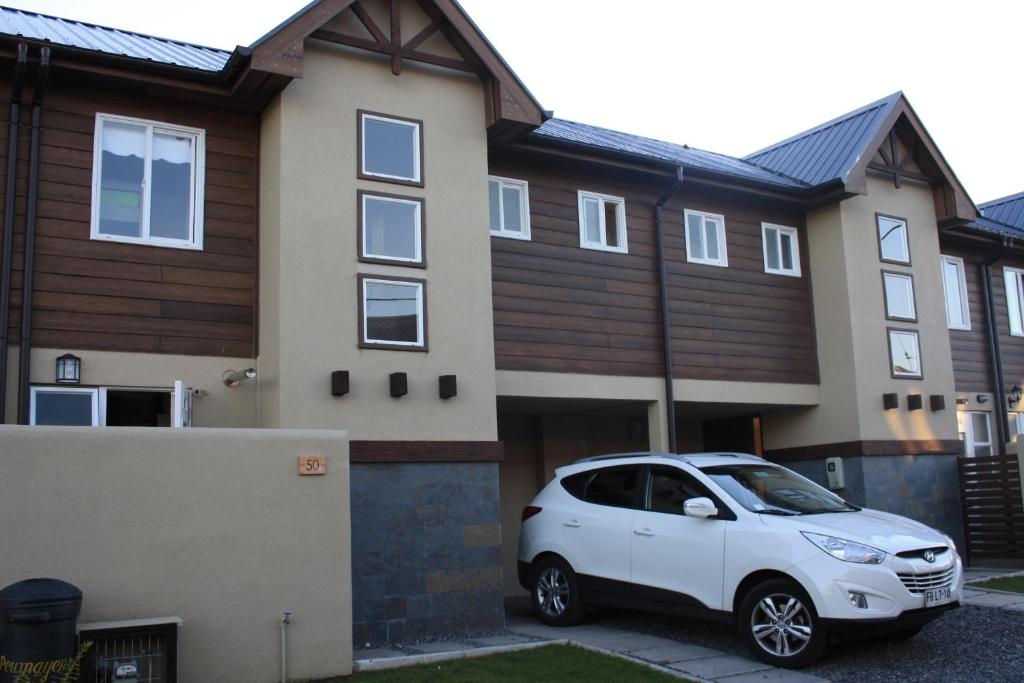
[1004,267,1024,337]
[877,214,910,264]
[887,328,922,379]
[882,271,916,322]
[359,111,422,186]
[941,255,970,330]
[684,209,728,267]
[91,114,205,250]
[488,176,531,240]
[358,191,424,266]
[358,275,426,350]
[761,223,800,277]
[578,190,627,253]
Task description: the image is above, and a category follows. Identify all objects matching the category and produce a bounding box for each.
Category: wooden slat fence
[959,454,1024,563]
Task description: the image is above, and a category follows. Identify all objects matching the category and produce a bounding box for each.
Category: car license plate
[924,587,952,608]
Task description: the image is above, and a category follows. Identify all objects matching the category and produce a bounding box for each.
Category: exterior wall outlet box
[439,374,457,399]
[390,372,408,398]
[331,370,349,396]
[825,456,845,491]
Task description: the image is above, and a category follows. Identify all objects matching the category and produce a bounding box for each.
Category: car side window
[648,467,713,515]
[584,466,640,508]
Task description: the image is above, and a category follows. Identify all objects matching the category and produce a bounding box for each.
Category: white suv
[517,452,962,667]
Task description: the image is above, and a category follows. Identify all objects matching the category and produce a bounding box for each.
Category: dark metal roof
[743,92,903,187]
[965,216,1024,239]
[979,192,1024,230]
[531,119,808,190]
[0,5,231,72]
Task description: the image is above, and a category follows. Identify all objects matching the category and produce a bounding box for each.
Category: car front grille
[897,567,956,594]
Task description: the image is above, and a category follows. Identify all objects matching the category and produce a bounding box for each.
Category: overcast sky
[12,0,1022,202]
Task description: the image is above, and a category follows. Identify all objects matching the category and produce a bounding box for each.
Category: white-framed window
[761,223,800,277]
[887,328,922,379]
[358,192,424,265]
[958,411,993,457]
[91,113,205,250]
[1008,412,1023,445]
[359,111,422,185]
[877,214,910,264]
[940,255,970,330]
[1004,266,1024,337]
[488,176,531,240]
[30,387,101,426]
[684,209,728,267]
[577,190,627,253]
[882,271,916,321]
[359,276,426,349]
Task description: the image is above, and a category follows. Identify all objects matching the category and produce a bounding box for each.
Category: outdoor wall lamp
[1009,385,1022,407]
[977,394,990,404]
[222,368,256,387]
[55,353,80,384]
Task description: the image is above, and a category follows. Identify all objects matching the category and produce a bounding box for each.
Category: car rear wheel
[738,578,827,668]
[531,556,585,626]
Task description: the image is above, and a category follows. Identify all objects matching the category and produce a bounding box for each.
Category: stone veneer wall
[350,462,505,645]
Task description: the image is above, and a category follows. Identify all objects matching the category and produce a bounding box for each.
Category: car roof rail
[572,451,675,465]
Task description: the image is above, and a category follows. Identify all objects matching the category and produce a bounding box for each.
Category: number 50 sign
[298,454,327,476]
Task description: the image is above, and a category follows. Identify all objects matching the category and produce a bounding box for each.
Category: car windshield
[700,464,855,515]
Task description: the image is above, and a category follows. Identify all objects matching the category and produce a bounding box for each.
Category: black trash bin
[0,578,82,683]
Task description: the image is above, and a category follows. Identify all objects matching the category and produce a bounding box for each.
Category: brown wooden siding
[489,153,818,383]
[0,75,258,358]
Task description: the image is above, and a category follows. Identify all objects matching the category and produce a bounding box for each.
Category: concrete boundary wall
[0,426,352,682]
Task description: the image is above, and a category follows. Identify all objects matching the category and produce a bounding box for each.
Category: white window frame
[488,176,531,240]
[940,255,971,331]
[360,277,426,348]
[577,190,628,254]
[887,328,923,379]
[1004,266,1024,337]
[761,222,801,277]
[959,410,993,457]
[1008,411,1023,445]
[359,112,422,184]
[877,214,910,264]
[90,113,205,251]
[882,271,917,322]
[359,193,424,264]
[29,386,102,426]
[684,209,729,267]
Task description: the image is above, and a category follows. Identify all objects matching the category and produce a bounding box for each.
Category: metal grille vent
[897,567,956,594]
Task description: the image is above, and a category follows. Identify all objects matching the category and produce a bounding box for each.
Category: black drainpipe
[0,43,28,423]
[16,47,50,425]
[980,236,1013,454]
[654,167,685,453]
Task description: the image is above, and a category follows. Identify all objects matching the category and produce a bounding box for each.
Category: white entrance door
[172,380,193,428]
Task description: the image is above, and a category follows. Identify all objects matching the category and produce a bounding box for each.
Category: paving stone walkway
[962,567,1024,611]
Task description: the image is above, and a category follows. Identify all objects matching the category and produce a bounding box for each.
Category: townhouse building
[0,0,1019,645]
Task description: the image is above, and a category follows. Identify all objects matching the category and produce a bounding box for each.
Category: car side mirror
[683,497,718,519]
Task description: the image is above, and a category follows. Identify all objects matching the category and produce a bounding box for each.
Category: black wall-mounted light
[1009,385,1022,407]
[930,395,946,412]
[439,375,457,399]
[907,394,923,411]
[882,393,899,410]
[55,353,80,384]
[390,372,408,398]
[331,370,350,397]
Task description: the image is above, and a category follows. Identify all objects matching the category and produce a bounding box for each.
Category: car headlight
[801,532,887,564]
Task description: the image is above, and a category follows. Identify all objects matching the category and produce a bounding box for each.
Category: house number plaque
[298,455,327,475]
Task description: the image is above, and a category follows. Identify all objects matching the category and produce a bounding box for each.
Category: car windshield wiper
[754,509,801,516]
[802,504,861,514]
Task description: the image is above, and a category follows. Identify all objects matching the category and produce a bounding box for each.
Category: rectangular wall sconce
[331,370,349,396]
[930,395,945,412]
[390,372,408,398]
[439,375,457,399]
[907,394,923,411]
[882,393,899,410]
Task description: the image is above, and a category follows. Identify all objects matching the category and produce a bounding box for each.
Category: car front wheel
[531,556,585,626]
[738,578,827,668]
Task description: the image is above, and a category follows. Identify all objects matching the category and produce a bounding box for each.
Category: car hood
[770,507,949,554]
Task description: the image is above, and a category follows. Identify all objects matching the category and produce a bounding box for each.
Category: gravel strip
[582,604,1024,682]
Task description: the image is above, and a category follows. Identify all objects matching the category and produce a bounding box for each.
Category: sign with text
[298,455,326,476]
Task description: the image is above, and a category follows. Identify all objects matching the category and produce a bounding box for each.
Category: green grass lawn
[346,644,694,682]
[971,575,1024,593]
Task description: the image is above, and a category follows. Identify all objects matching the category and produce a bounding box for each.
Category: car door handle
[634,528,655,537]
[563,519,582,528]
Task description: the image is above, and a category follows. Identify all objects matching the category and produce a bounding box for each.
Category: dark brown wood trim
[357,273,428,352]
[875,212,912,266]
[765,439,964,463]
[357,109,425,188]
[881,270,918,323]
[350,440,504,462]
[356,190,426,268]
[887,326,923,380]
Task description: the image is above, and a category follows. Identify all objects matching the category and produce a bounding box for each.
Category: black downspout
[980,236,1013,454]
[654,167,685,453]
[0,43,28,423]
[16,47,49,425]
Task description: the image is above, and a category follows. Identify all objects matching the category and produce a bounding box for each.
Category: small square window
[577,190,627,253]
[30,387,100,426]
[488,176,531,240]
[877,214,910,264]
[887,328,922,379]
[358,191,424,266]
[359,276,426,350]
[761,223,800,276]
[684,209,728,267]
[882,271,916,321]
[359,111,422,185]
[941,255,970,330]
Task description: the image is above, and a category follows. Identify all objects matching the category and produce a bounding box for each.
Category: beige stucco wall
[0,426,352,682]
[766,174,958,450]
[259,43,497,439]
[3,347,257,427]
